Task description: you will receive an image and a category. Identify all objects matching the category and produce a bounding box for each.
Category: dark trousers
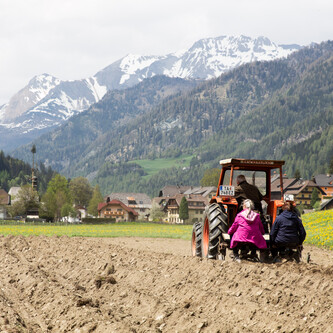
[232,242,257,257]
[271,242,299,257]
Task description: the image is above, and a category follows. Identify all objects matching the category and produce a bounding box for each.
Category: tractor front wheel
[201,203,228,259]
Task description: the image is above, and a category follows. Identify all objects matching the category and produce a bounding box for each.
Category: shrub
[82,217,116,224]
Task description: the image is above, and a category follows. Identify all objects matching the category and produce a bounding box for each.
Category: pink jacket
[228,209,267,249]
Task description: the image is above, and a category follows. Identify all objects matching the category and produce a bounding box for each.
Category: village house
[152,186,216,223]
[314,174,333,197]
[75,205,87,219]
[8,187,21,203]
[98,200,138,222]
[183,186,217,200]
[0,189,10,219]
[151,196,167,210]
[104,193,152,220]
[164,194,208,224]
[271,177,325,207]
[320,197,333,211]
[158,185,192,197]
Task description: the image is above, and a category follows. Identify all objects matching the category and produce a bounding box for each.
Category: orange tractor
[192,158,294,260]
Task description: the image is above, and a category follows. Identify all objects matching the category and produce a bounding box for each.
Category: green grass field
[0,222,193,239]
[0,210,332,249]
[130,155,193,178]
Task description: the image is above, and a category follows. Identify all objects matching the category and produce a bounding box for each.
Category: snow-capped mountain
[0,74,60,122]
[0,35,301,151]
[96,35,300,87]
[9,77,107,132]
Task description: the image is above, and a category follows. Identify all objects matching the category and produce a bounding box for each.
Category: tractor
[192,158,299,261]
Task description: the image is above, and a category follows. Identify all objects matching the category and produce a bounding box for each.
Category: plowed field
[0,235,332,332]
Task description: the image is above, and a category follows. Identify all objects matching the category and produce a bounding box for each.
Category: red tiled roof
[98,200,138,215]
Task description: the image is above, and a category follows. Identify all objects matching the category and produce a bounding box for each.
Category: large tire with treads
[191,221,202,257]
[201,203,228,259]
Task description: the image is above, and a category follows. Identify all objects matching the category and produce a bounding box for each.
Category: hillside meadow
[130,155,193,179]
[0,210,332,249]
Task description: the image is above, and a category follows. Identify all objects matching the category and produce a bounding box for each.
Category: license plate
[219,185,235,196]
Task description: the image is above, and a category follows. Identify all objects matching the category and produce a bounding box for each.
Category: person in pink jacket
[228,199,267,262]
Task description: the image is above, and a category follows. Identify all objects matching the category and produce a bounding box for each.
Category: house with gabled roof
[104,193,151,220]
[320,197,333,211]
[314,174,333,197]
[271,177,325,207]
[183,186,217,200]
[8,187,21,203]
[98,200,138,222]
[0,189,10,219]
[164,194,208,224]
[158,185,192,197]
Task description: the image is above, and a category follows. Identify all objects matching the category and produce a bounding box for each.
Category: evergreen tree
[179,196,189,222]
[310,188,320,208]
[294,169,301,179]
[329,156,333,173]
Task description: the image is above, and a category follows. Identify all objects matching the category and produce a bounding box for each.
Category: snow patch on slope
[86,77,108,101]
[119,54,166,84]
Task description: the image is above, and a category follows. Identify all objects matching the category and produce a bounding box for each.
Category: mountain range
[11,41,333,196]
[0,35,300,151]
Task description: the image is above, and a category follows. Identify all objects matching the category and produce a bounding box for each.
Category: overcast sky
[0,0,332,104]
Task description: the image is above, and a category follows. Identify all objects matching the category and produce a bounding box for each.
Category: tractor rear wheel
[201,203,228,259]
[191,221,202,257]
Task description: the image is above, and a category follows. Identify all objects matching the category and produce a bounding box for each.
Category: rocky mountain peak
[0,35,302,151]
[0,73,60,122]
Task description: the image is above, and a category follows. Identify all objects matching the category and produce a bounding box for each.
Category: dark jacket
[235,181,263,213]
[270,210,306,245]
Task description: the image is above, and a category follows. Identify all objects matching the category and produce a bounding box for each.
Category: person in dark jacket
[234,175,263,214]
[270,201,306,260]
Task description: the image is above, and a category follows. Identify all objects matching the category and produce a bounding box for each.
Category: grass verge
[0,222,193,240]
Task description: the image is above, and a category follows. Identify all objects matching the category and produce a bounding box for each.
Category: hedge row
[82,217,116,224]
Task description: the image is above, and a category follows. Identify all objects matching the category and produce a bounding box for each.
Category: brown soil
[0,235,332,333]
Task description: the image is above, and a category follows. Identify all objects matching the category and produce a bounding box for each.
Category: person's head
[282,201,292,211]
[242,199,254,216]
[236,174,246,185]
[243,199,254,210]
